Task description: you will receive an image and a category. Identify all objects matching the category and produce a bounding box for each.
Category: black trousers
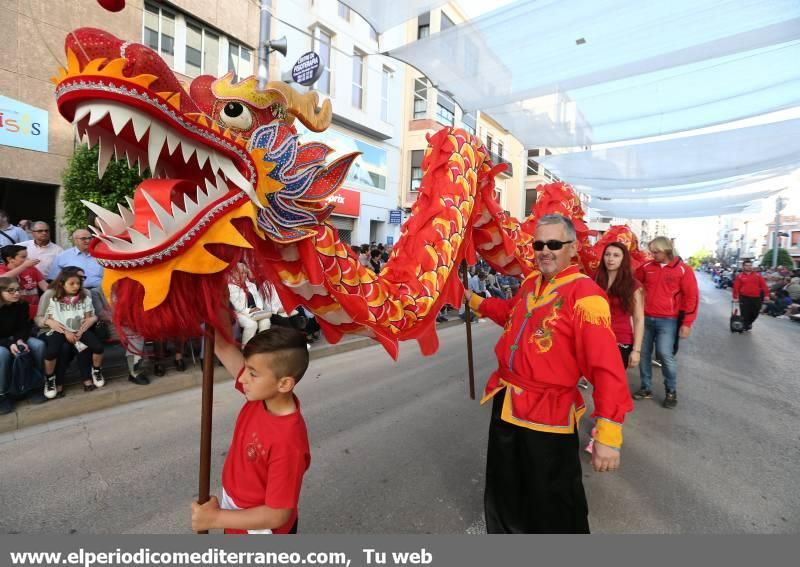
[43,330,104,361]
[739,296,762,328]
[484,394,590,534]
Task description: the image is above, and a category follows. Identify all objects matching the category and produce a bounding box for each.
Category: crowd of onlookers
[707,262,800,320]
[0,210,155,416]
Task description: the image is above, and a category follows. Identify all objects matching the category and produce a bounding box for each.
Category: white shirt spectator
[22,240,63,278]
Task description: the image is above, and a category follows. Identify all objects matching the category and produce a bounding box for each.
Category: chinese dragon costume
[53,27,645,358]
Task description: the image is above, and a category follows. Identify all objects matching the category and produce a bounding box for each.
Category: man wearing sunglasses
[464,214,633,533]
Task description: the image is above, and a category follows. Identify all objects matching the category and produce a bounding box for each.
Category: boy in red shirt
[191,327,310,534]
[0,245,48,318]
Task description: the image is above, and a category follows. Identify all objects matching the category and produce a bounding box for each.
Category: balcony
[489,151,513,177]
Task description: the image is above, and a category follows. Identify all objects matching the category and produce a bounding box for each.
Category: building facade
[398,4,527,220]
[1,0,259,244]
[272,0,404,247]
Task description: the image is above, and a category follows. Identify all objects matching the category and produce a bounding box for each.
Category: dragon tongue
[129,178,199,235]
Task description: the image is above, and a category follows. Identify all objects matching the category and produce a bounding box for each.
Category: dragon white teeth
[73,105,92,125]
[146,220,167,243]
[182,192,197,213]
[130,112,149,142]
[180,139,196,163]
[87,104,111,127]
[147,123,167,176]
[81,200,128,235]
[195,148,210,169]
[97,135,115,178]
[140,189,178,233]
[109,107,131,136]
[166,131,181,155]
[219,158,258,204]
[117,204,135,227]
[127,227,152,249]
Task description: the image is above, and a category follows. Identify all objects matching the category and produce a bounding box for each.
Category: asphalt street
[1,273,798,534]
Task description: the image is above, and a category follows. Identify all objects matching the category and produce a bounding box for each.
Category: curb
[0,319,464,434]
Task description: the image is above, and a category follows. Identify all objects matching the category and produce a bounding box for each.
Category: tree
[760,247,793,268]
[687,247,713,269]
[61,145,148,233]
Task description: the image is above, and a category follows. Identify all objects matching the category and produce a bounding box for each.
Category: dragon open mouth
[73,100,255,260]
[53,28,263,267]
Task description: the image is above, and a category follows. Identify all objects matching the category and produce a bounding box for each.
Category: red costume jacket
[732,271,769,300]
[470,265,634,449]
[635,258,699,327]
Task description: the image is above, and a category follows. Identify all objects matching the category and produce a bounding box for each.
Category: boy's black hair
[1,245,26,263]
[243,326,310,383]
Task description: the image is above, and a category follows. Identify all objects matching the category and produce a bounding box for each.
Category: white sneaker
[91,367,106,388]
[44,375,57,399]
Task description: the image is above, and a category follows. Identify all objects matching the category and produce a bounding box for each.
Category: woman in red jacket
[634,237,699,409]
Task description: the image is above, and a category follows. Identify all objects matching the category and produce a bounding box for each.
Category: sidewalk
[0,317,464,434]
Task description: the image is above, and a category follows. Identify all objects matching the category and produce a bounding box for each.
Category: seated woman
[228,263,271,345]
[0,277,46,414]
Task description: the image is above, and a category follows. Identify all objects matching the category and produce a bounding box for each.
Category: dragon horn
[267,81,332,132]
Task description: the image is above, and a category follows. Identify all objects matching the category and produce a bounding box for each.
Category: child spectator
[0,277,46,414]
[40,268,106,398]
[191,327,311,534]
[0,245,48,318]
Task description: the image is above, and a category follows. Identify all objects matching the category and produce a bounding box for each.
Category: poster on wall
[0,95,48,153]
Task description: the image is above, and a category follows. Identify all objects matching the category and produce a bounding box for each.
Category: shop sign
[326,187,360,217]
[0,95,48,153]
[389,209,402,224]
[292,52,323,86]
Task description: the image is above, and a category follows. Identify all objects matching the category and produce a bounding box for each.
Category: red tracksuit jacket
[732,271,769,300]
[635,258,699,327]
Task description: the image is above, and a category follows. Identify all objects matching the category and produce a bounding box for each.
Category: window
[410,150,425,192]
[228,42,253,82]
[315,29,333,95]
[435,104,454,126]
[461,112,476,136]
[338,2,350,20]
[792,231,800,247]
[352,51,365,109]
[144,3,175,68]
[381,67,391,122]
[436,93,455,126]
[486,133,493,154]
[185,21,219,77]
[418,12,430,39]
[441,12,455,31]
[413,78,428,119]
[497,142,504,159]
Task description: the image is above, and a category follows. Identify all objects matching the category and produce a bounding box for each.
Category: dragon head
[54,28,357,339]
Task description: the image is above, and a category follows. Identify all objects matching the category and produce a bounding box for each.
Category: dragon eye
[220,102,253,130]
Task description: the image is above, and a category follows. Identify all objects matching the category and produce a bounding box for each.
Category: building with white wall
[271,0,405,246]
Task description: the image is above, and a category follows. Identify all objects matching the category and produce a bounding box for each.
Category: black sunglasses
[533,240,574,251]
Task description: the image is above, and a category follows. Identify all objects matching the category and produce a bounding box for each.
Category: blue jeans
[0,338,46,396]
[639,317,678,392]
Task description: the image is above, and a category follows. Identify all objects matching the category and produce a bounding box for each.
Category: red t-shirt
[0,265,43,318]
[221,369,310,534]
[607,281,641,345]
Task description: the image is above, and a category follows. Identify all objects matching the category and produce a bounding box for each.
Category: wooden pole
[197,325,215,534]
[461,260,476,400]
